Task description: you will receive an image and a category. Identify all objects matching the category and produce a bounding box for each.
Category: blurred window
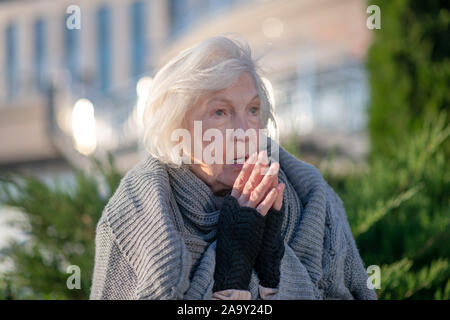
[130,1,147,79]
[5,23,18,100]
[168,0,249,40]
[96,6,112,92]
[34,18,47,91]
[64,15,79,83]
[209,0,232,14]
[168,0,189,39]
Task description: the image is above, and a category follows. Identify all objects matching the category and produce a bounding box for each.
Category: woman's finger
[271,166,279,188]
[231,152,257,198]
[239,151,269,205]
[273,183,285,211]
[247,162,279,208]
[256,187,278,216]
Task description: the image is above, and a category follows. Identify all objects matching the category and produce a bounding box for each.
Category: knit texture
[213,195,266,292]
[89,141,378,300]
[254,204,285,288]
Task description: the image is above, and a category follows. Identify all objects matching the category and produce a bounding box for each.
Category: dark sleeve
[212,195,266,292]
[254,203,285,288]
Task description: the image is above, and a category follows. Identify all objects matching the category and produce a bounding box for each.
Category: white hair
[142,33,278,167]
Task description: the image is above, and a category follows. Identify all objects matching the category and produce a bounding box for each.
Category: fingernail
[269,162,279,175]
[273,162,279,171]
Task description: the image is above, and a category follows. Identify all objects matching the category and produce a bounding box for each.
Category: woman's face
[183,72,263,194]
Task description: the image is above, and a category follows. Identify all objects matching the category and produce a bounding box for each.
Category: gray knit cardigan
[89,145,378,300]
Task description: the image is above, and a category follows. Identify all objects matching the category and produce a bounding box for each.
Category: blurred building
[0,0,372,175]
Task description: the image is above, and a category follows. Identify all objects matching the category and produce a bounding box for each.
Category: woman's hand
[229,150,286,290]
[231,150,285,216]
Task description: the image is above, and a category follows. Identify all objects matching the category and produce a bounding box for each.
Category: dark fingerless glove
[213,194,266,292]
[254,203,285,288]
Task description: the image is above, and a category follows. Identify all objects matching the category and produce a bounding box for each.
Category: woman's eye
[250,106,260,115]
[214,109,226,116]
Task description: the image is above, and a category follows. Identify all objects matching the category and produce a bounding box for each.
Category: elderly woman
[89,35,377,300]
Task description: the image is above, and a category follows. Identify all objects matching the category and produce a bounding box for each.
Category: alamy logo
[66,265,81,290]
[170,122,279,167]
[366,265,381,290]
[66,5,81,30]
[367,5,381,30]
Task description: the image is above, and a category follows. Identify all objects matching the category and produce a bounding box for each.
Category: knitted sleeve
[325,183,378,300]
[90,216,139,299]
[91,185,195,300]
[342,227,378,300]
[212,194,266,293]
[254,204,285,288]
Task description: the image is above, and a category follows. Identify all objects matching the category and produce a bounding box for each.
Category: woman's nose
[230,117,258,157]
[232,116,250,140]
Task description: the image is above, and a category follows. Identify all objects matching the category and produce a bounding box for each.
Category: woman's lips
[231,155,249,169]
[232,155,249,163]
[231,163,244,169]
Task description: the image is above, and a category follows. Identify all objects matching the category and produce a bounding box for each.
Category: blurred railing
[0,57,369,170]
[275,59,369,139]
